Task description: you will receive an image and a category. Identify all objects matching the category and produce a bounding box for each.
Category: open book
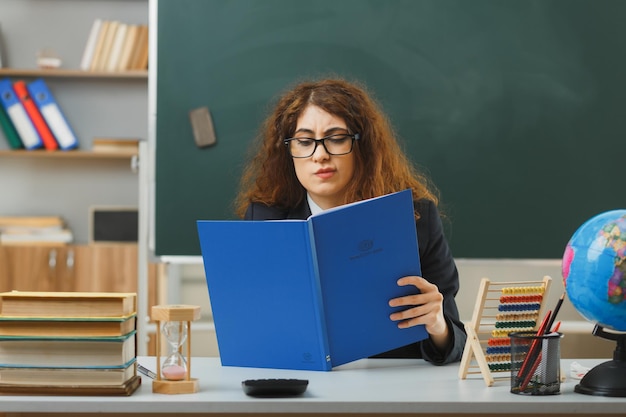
[197,189,427,371]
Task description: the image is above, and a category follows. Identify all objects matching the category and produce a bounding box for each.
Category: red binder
[12,80,58,150]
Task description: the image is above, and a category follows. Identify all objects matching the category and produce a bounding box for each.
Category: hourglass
[151,305,201,394]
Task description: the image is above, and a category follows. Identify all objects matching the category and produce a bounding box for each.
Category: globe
[562,210,626,331]
[562,210,626,397]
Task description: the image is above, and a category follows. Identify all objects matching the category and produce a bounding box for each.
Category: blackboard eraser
[189,106,217,148]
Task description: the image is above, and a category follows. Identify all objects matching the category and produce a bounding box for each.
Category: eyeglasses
[284,133,360,158]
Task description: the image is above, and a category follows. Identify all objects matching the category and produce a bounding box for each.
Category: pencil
[138,363,157,379]
[520,351,543,391]
[515,293,565,391]
[514,310,551,388]
[544,292,565,334]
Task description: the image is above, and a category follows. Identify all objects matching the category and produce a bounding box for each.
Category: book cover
[0,78,42,150]
[197,189,427,371]
[117,24,139,71]
[106,23,128,72]
[0,374,141,396]
[96,20,120,72]
[0,314,136,337]
[129,25,148,70]
[89,20,111,72]
[0,216,64,229]
[0,331,136,368]
[200,220,331,371]
[310,191,425,367]
[12,80,58,150]
[0,102,23,149]
[92,137,139,155]
[135,24,149,70]
[0,360,136,386]
[26,78,79,150]
[80,18,103,71]
[0,291,137,318]
[0,227,73,245]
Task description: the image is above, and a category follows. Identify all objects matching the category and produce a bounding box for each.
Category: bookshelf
[0,149,137,159]
[0,0,164,358]
[0,0,147,242]
[0,0,152,339]
[0,72,145,241]
[0,68,148,79]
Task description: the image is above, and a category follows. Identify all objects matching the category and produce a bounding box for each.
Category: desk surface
[0,357,624,415]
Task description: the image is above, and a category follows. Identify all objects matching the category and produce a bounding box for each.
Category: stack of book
[80,19,149,73]
[92,137,140,156]
[0,291,140,395]
[0,77,79,151]
[0,216,73,246]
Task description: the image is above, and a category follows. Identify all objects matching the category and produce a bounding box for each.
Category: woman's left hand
[388,276,450,348]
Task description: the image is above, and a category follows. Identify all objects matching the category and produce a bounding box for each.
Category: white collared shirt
[307,194,324,216]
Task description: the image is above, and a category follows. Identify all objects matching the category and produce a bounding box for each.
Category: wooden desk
[0,357,624,416]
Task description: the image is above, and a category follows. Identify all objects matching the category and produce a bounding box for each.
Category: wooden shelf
[0,150,136,159]
[0,68,147,79]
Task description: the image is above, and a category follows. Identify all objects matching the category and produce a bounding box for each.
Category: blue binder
[26,78,78,150]
[0,78,42,150]
[197,189,427,371]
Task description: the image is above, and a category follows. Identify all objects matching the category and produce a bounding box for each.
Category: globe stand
[575,324,626,397]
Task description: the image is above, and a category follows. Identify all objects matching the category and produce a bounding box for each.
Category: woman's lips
[315,168,335,179]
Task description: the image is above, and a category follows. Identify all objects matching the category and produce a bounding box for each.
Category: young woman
[235,78,466,365]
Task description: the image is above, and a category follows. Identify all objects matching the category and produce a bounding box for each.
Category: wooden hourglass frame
[151,305,201,394]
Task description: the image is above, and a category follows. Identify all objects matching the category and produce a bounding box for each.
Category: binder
[0,103,23,149]
[0,78,42,150]
[13,80,58,150]
[27,79,78,150]
[197,189,427,371]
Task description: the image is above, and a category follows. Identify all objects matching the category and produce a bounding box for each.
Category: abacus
[458,276,552,386]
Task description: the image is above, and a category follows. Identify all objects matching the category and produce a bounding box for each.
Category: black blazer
[244,198,467,365]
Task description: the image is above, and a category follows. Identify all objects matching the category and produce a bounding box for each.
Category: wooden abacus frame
[458,276,552,387]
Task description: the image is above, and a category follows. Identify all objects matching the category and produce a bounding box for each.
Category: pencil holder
[510,331,562,395]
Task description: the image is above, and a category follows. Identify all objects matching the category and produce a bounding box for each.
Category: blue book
[26,78,78,150]
[197,189,427,371]
[0,78,42,150]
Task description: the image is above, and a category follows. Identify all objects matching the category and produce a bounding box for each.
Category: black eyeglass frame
[283,133,360,158]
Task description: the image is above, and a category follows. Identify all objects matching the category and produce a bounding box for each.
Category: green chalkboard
[155,0,625,258]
